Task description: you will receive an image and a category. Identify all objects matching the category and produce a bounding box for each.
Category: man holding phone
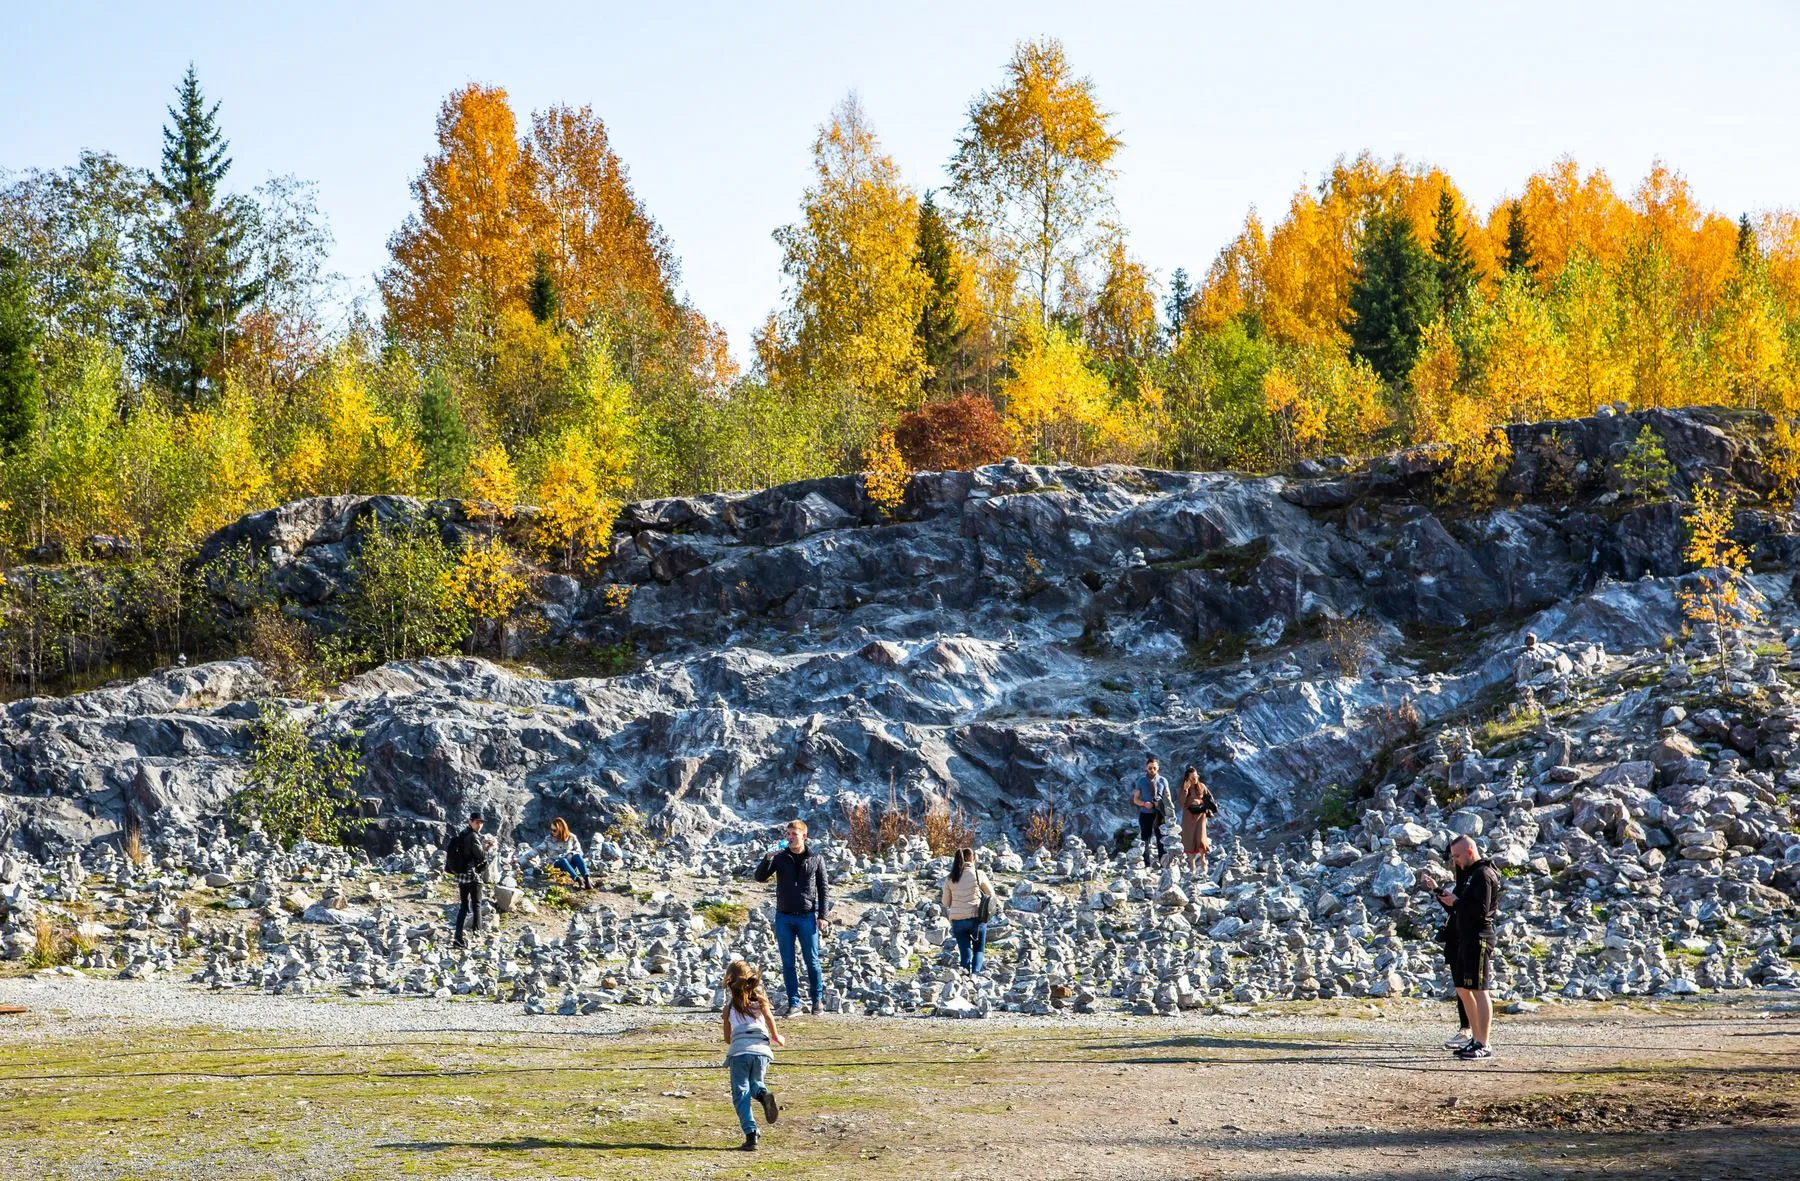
[754,819,830,1016]
[1437,835,1501,1060]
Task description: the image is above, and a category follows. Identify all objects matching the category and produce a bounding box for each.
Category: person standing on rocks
[941,846,997,974]
[538,817,592,889]
[444,813,491,949]
[1178,765,1218,874]
[754,820,829,1015]
[1131,756,1171,869]
[1438,834,1502,1060]
[720,958,783,1151]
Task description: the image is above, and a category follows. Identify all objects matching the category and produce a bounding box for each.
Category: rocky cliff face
[4,406,1799,857]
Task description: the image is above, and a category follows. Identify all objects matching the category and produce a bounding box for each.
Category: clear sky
[6,1,1800,360]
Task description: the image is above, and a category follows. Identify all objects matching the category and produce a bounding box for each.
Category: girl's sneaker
[1455,1041,1494,1060]
[758,1088,780,1124]
[1443,1030,1472,1050]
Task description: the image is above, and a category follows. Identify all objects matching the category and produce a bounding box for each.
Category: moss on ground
[1,1020,1196,1180]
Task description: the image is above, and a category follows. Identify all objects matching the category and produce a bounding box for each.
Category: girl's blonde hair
[549,816,570,842]
[723,959,769,1017]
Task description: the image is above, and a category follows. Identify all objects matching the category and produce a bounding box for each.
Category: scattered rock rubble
[2,405,1799,1015]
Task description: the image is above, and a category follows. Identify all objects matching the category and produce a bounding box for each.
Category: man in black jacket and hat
[445,813,491,949]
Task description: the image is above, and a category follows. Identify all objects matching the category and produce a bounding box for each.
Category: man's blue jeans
[728,1052,770,1135]
[552,853,588,879]
[951,917,987,973]
[773,911,822,1007]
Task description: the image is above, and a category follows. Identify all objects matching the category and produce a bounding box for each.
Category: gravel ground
[4,975,1797,1180]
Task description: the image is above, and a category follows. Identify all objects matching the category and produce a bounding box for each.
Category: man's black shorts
[1452,938,1492,990]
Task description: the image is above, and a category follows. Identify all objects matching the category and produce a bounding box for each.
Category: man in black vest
[445,813,490,949]
[754,819,829,1015]
[1437,834,1502,1059]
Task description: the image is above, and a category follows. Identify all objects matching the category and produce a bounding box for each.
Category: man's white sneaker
[1443,1030,1473,1050]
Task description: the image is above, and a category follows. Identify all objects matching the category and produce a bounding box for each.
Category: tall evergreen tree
[146,65,259,405]
[1346,211,1440,385]
[1736,212,1760,266]
[1501,199,1537,279]
[527,251,560,325]
[0,247,42,455]
[1165,267,1194,342]
[914,193,967,397]
[1428,189,1477,315]
[418,368,471,498]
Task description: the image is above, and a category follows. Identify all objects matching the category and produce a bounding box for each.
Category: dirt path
[1,979,1795,1179]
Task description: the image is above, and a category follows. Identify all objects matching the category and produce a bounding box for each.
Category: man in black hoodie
[445,813,491,949]
[754,819,829,1015]
[1437,834,1501,1060]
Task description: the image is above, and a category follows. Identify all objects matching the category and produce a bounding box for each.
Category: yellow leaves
[1478,272,1571,422]
[1710,273,1790,412]
[524,345,634,572]
[862,429,910,513]
[951,37,1121,317]
[1262,365,1326,456]
[1680,475,1762,662]
[279,362,421,499]
[180,385,271,540]
[446,535,528,623]
[1441,427,1513,511]
[1765,418,1800,506]
[1404,318,1461,444]
[466,443,520,520]
[1088,241,1160,365]
[1260,346,1391,463]
[530,427,620,573]
[768,95,929,413]
[1000,319,1154,464]
[381,84,531,344]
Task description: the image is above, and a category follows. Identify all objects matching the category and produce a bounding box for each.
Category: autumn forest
[2,39,1798,692]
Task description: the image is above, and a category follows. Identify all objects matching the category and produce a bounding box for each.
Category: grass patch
[1185,629,1251,668]
[1151,537,1270,586]
[700,901,747,928]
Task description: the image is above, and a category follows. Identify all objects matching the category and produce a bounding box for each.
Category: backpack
[444,831,471,875]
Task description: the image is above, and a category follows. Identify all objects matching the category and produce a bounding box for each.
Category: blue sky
[5,1,1799,360]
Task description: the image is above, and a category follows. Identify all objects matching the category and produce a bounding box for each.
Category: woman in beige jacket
[941,847,996,974]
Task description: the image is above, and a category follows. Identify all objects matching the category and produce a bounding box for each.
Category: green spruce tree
[1429,189,1477,316]
[146,64,259,405]
[1501,199,1537,279]
[1346,211,1440,385]
[527,251,560,325]
[1736,213,1759,266]
[914,193,967,397]
[1165,266,1194,344]
[0,247,42,455]
[418,368,471,499]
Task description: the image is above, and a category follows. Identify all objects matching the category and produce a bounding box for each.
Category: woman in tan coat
[1178,765,1219,873]
[940,847,996,974]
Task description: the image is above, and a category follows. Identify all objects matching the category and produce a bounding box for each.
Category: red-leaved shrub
[892,394,1013,472]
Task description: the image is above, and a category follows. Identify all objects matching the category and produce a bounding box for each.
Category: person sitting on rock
[1178,765,1219,874]
[1131,756,1171,869]
[538,817,592,889]
[940,846,997,974]
[443,813,490,949]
